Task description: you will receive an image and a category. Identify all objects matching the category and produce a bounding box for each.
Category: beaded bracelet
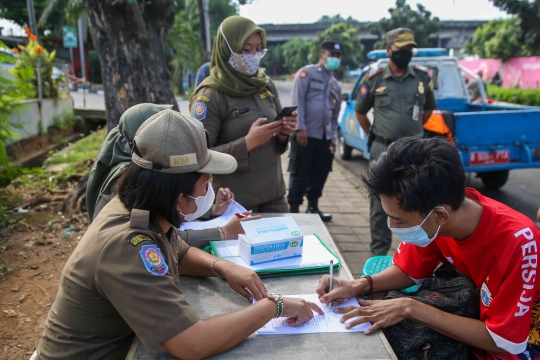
[362,275,374,300]
[275,299,284,318]
[211,257,225,279]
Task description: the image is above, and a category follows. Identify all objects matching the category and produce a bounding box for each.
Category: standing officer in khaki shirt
[35,110,321,360]
[355,28,437,256]
[190,16,296,213]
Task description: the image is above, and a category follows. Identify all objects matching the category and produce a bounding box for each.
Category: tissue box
[238,217,303,265]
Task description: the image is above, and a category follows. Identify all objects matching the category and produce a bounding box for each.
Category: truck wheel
[338,130,352,160]
[478,170,509,190]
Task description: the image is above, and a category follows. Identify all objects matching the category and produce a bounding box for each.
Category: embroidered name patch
[128,234,152,247]
[481,281,492,307]
[360,84,369,98]
[170,153,197,167]
[193,103,207,121]
[196,95,210,103]
[139,245,168,276]
[260,91,272,99]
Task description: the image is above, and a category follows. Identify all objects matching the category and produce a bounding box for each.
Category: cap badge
[170,153,197,167]
[334,43,340,50]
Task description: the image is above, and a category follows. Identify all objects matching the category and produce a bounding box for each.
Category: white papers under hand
[179,201,247,231]
[256,294,371,335]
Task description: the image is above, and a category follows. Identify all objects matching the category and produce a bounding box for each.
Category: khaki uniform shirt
[36,197,199,360]
[293,64,341,140]
[190,81,287,208]
[355,64,437,144]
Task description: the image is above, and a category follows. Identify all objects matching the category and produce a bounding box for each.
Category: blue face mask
[387,206,445,247]
[324,57,341,71]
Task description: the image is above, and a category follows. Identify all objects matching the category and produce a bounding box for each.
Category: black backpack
[382,263,480,360]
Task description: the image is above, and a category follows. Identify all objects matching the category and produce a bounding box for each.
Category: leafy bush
[487,84,540,106]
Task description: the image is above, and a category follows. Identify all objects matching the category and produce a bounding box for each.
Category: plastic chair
[361,256,418,293]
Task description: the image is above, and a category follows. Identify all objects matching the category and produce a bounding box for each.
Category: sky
[239,0,509,24]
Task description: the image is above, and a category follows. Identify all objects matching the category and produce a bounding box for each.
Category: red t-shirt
[393,188,540,359]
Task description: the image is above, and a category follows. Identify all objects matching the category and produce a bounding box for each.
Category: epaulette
[414,64,429,73]
[366,68,382,80]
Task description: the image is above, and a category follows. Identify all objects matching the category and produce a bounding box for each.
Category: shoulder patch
[360,84,369,98]
[193,103,207,121]
[299,70,308,79]
[366,68,382,80]
[196,95,210,103]
[128,234,152,247]
[414,64,429,73]
[139,244,168,276]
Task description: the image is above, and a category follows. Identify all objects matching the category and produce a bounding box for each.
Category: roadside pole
[77,17,87,108]
[26,0,44,134]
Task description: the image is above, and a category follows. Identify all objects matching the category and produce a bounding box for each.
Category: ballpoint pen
[235,213,247,218]
[329,259,333,298]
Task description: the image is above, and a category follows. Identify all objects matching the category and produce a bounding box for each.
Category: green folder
[209,234,341,278]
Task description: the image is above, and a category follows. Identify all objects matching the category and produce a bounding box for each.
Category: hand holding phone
[273,105,298,122]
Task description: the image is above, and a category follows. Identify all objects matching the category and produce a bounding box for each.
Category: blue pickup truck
[338,49,540,189]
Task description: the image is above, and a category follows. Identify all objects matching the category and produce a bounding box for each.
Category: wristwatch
[267,293,284,318]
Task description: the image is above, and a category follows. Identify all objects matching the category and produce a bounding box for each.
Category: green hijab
[190,15,270,103]
[86,103,173,221]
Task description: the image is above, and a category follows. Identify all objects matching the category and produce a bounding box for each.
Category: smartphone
[272,105,298,121]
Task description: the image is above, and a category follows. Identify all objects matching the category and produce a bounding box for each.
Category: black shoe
[289,204,300,213]
[306,207,332,222]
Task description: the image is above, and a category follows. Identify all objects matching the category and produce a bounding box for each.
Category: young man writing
[316,137,540,359]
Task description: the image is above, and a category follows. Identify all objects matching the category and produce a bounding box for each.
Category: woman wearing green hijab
[86,103,258,248]
[190,15,297,213]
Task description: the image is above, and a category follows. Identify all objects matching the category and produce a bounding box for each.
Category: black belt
[373,135,394,146]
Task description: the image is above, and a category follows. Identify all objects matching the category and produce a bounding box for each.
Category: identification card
[412,105,420,121]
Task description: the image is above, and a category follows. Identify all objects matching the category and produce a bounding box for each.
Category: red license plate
[470,150,510,165]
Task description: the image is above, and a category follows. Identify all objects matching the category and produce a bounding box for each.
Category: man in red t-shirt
[316,137,540,359]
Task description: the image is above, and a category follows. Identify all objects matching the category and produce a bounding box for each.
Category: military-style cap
[386,28,418,48]
[132,109,237,174]
[320,41,342,53]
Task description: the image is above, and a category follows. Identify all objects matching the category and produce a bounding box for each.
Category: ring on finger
[273,132,276,137]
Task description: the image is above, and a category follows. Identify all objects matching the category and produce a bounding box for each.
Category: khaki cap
[386,28,418,48]
[132,109,237,174]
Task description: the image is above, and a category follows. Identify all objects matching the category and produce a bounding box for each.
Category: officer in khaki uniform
[355,28,437,256]
[189,16,297,212]
[287,41,342,222]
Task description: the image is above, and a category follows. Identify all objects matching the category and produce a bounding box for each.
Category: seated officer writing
[316,137,540,359]
[36,110,322,360]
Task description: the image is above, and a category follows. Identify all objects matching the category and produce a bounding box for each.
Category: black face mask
[391,49,413,69]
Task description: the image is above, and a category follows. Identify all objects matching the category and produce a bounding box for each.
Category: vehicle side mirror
[341,93,350,104]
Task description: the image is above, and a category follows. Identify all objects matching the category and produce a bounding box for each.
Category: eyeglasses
[241,48,268,58]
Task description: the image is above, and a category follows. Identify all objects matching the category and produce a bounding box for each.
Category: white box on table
[238,216,303,265]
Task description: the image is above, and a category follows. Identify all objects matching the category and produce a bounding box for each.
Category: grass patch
[44,127,106,166]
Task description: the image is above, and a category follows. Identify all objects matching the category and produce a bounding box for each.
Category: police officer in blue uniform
[287,41,342,222]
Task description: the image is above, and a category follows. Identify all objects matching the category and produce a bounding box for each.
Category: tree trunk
[83,0,178,128]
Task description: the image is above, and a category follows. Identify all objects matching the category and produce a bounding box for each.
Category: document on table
[256,294,371,335]
[179,201,247,231]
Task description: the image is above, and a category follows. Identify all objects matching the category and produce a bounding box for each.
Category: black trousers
[287,136,334,205]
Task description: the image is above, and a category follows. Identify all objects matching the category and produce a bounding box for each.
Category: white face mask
[179,182,215,222]
[220,26,267,76]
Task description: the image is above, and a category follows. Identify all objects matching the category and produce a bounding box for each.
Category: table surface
[127,213,397,360]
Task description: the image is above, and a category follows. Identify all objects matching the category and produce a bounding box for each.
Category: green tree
[280,39,314,73]
[368,0,443,49]
[313,22,365,70]
[491,0,540,53]
[261,43,286,76]
[463,18,535,61]
[0,0,67,36]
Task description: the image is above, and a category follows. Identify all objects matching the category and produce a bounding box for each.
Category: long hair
[116,163,202,228]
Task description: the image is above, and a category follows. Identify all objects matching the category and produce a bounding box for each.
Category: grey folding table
[126,213,397,360]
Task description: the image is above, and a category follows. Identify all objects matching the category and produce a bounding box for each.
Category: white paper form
[212,235,339,271]
[256,294,371,335]
[179,201,247,231]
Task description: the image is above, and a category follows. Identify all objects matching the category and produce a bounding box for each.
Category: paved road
[71,80,540,222]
